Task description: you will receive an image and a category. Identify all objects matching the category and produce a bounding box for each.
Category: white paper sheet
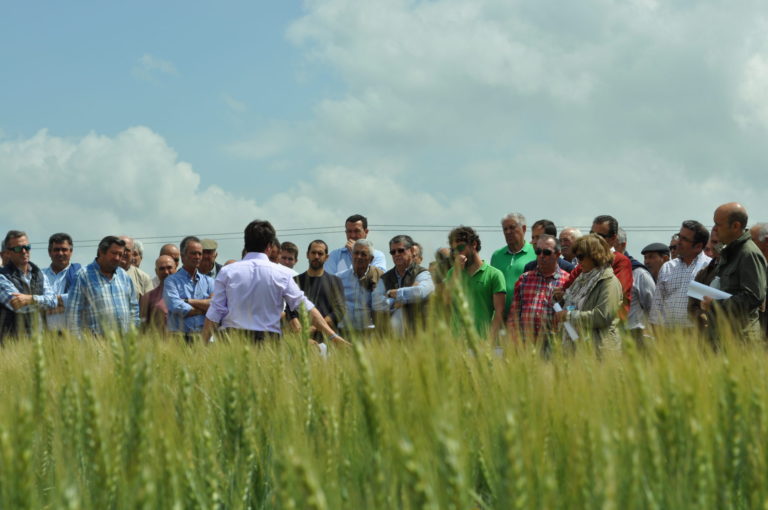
[553,303,579,340]
[687,280,732,301]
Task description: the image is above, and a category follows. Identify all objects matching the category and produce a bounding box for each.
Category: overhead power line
[25,223,684,249]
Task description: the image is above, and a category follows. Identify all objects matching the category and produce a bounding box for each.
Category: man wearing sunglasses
[509,235,568,346]
[0,230,58,339]
[373,235,434,335]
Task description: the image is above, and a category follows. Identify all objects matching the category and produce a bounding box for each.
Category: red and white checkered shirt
[509,266,569,340]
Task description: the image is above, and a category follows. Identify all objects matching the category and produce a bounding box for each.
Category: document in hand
[553,303,579,341]
[687,281,732,301]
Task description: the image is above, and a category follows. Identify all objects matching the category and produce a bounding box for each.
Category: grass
[0,322,767,509]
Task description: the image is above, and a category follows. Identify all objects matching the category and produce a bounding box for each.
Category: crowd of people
[1,202,766,352]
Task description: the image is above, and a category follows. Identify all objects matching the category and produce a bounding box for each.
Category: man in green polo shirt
[446,226,506,339]
[491,212,537,318]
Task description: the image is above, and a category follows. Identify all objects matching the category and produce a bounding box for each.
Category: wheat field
[0,319,766,509]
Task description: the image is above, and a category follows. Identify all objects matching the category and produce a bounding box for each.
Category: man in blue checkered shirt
[66,236,140,336]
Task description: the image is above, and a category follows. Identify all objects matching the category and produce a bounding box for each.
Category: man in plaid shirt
[509,235,569,344]
[66,236,140,336]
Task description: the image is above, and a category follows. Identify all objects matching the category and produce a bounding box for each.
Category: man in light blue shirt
[42,232,81,332]
[163,236,214,340]
[66,236,139,337]
[337,239,384,334]
[325,214,387,275]
[373,235,434,335]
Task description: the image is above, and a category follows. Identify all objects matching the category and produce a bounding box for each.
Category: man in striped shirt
[66,236,140,337]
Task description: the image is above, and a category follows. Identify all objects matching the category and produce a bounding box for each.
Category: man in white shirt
[203,219,349,346]
[650,220,711,329]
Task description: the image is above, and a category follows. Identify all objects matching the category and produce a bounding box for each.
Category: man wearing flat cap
[200,239,222,279]
[641,243,670,282]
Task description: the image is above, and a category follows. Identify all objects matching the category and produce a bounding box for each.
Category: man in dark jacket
[0,230,58,339]
[296,240,346,340]
[702,203,767,341]
[372,235,434,335]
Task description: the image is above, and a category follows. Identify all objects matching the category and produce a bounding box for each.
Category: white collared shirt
[206,252,315,334]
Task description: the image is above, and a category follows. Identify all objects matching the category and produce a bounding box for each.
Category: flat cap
[641,242,670,255]
[201,239,218,250]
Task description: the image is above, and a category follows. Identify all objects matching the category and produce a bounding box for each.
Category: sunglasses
[594,232,610,240]
[576,253,586,261]
[389,248,408,255]
[450,243,467,255]
[8,244,32,253]
[535,248,554,256]
[669,245,678,250]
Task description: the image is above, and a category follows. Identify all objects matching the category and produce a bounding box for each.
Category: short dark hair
[681,220,710,247]
[97,236,126,255]
[2,230,28,251]
[389,235,414,249]
[271,237,281,249]
[448,226,481,252]
[244,220,276,253]
[307,239,328,255]
[281,241,299,257]
[345,214,368,230]
[728,210,749,230]
[180,236,201,254]
[532,219,557,236]
[593,215,619,238]
[48,233,73,250]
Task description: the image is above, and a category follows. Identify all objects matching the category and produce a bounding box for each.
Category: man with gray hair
[491,212,537,317]
[0,230,58,339]
[559,227,582,265]
[337,239,384,335]
[119,236,154,299]
[373,235,434,335]
[131,240,145,268]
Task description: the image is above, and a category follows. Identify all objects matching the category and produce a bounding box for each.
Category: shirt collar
[506,242,531,256]
[244,252,268,261]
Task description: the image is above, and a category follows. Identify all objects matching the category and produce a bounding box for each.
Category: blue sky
[3,0,768,272]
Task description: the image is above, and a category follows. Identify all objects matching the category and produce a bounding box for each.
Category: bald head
[155,255,176,282]
[713,202,749,245]
[159,243,180,268]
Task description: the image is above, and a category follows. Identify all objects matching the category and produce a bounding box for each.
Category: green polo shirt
[490,242,537,315]
[446,261,506,336]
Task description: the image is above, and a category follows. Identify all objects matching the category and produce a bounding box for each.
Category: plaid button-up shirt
[649,251,711,328]
[509,266,568,340]
[66,261,140,336]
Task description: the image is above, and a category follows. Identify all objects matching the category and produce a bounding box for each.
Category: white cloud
[278,0,768,248]
[0,128,469,271]
[132,53,178,81]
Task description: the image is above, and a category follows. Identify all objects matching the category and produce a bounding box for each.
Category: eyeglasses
[535,248,554,256]
[389,248,407,255]
[8,244,32,253]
